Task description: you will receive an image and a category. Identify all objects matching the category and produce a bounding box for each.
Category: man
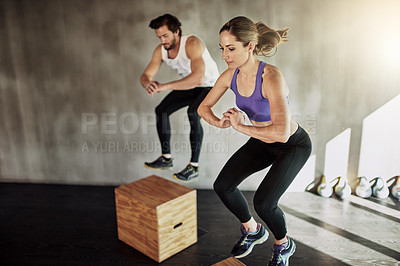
[141,14,219,182]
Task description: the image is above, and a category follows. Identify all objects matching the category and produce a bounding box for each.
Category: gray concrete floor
[279,192,400,265]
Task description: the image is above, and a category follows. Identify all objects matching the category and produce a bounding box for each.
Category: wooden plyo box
[115,175,197,263]
[212,257,246,266]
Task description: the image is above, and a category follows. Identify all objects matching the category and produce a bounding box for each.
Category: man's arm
[156,36,206,92]
[140,45,163,96]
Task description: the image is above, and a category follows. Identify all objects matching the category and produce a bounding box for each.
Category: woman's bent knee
[254,197,276,217]
[213,178,236,195]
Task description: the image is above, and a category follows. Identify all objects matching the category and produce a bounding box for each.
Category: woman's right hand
[216,115,231,128]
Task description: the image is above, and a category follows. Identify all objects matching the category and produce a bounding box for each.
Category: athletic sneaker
[144,156,173,170]
[231,223,269,258]
[173,164,199,183]
[268,237,296,266]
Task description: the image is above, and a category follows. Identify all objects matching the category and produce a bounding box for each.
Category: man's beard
[163,36,177,50]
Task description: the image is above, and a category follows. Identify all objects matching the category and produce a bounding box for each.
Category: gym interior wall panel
[1,0,400,189]
[357,94,400,181]
[323,128,351,182]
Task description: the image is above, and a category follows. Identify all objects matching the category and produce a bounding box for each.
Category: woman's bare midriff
[250,118,299,143]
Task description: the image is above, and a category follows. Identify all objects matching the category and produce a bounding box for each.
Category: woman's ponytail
[220,16,289,57]
[255,22,289,56]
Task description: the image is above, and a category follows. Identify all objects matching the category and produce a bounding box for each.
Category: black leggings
[213,125,312,240]
[155,87,211,163]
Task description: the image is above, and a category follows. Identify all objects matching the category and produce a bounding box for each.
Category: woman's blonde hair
[220,16,289,56]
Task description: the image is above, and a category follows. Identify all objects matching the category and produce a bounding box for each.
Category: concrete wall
[1,0,399,189]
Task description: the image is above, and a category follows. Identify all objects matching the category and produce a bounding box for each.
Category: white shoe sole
[234,230,269,259]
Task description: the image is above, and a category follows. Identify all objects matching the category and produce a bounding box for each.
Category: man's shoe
[231,223,269,258]
[144,156,173,170]
[268,237,296,266]
[173,164,199,183]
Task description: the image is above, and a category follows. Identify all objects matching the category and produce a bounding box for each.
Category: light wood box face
[212,257,246,266]
[115,175,197,263]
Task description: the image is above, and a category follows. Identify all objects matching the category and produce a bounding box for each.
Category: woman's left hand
[224,107,245,130]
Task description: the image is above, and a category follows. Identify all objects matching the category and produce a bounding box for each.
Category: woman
[198,16,312,265]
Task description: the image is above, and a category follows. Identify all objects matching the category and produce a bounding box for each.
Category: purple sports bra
[230,61,289,122]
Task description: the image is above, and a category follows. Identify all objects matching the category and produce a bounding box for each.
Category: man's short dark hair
[149,14,182,36]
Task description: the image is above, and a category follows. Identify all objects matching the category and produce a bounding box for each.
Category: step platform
[115,175,197,263]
